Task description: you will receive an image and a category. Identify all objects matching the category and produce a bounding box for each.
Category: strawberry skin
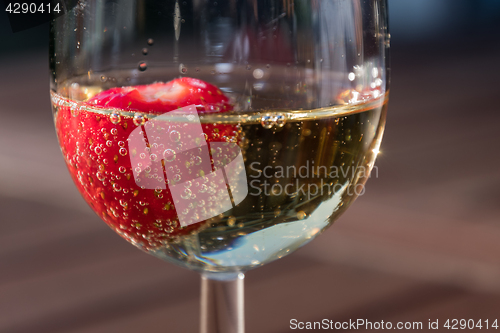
[87,78,232,114]
[55,78,239,250]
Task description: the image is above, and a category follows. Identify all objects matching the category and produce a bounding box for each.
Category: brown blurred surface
[1,45,500,333]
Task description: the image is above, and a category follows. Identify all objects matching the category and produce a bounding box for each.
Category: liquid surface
[52,85,387,273]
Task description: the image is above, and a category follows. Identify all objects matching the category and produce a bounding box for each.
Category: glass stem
[200,272,245,333]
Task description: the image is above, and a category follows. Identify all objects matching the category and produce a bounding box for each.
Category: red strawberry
[87,78,233,114]
[54,78,240,251]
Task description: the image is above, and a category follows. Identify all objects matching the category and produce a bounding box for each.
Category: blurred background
[0,0,499,332]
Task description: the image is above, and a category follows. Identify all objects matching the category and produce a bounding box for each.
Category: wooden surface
[0,45,499,332]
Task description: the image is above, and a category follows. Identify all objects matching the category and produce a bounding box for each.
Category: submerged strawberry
[55,78,240,251]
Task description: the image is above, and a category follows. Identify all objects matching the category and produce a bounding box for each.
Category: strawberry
[87,78,232,114]
[55,78,240,251]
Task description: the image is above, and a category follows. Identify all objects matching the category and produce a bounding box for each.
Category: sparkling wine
[52,74,387,273]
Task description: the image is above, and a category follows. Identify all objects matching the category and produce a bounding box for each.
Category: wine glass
[50,0,389,331]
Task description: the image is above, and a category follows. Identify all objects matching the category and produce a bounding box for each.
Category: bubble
[297,211,306,220]
[118,141,125,147]
[253,68,264,79]
[174,174,181,182]
[150,153,158,161]
[228,216,236,226]
[274,113,286,127]
[147,38,154,45]
[94,146,102,155]
[181,189,192,199]
[261,115,274,129]
[110,113,121,124]
[106,140,112,147]
[348,72,355,81]
[96,172,105,181]
[113,183,121,192]
[100,75,107,82]
[135,167,142,173]
[163,149,176,162]
[133,113,145,126]
[169,130,181,142]
[194,156,202,165]
[119,166,126,173]
[110,128,118,136]
[179,64,187,74]
[140,153,146,159]
[119,148,127,156]
[138,61,148,71]
[142,48,148,55]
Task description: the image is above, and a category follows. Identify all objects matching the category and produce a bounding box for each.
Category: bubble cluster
[261,113,287,129]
